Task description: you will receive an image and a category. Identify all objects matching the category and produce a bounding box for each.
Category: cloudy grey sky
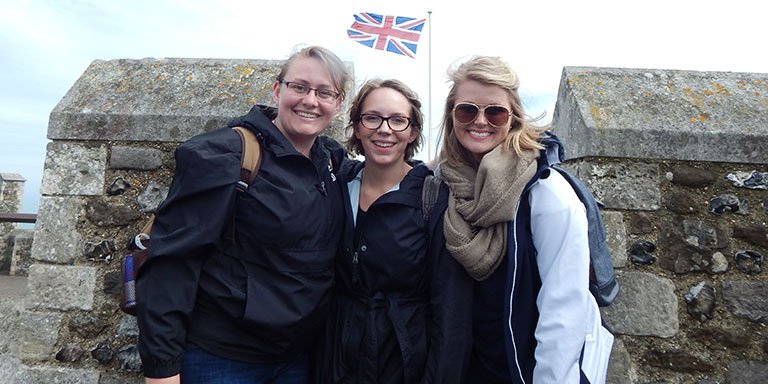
[1,0,765,215]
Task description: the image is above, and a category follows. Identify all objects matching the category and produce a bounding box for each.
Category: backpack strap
[232,126,262,191]
[422,174,442,222]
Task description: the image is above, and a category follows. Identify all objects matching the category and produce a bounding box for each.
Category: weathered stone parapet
[48,58,353,143]
[552,67,768,164]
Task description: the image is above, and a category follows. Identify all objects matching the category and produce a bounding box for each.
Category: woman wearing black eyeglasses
[317,78,472,384]
[436,56,613,383]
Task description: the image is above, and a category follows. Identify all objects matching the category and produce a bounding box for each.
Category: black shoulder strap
[422,174,442,222]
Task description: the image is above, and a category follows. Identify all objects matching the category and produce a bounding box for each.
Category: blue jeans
[180,347,309,384]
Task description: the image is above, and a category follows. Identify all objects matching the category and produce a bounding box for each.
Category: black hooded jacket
[136,105,346,378]
[323,159,473,383]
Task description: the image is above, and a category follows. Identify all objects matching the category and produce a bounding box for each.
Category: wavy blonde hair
[438,56,547,168]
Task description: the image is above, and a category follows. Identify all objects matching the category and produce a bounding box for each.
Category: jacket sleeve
[136,130,241,378]
[529,172,592,383]
[422,183,473,384]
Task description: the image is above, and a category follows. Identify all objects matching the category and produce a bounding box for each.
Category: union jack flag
[347,12,426,58]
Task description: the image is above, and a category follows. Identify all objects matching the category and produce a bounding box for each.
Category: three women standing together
[136,45,611,383]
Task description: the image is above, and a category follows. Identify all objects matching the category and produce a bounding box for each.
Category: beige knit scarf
[441,145,539,281]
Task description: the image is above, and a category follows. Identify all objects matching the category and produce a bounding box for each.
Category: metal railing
[0,213,37,223]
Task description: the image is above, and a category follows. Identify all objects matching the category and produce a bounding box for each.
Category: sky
[0,0,766,216]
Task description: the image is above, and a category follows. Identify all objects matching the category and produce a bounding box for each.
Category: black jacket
[136,105,346,378]
[324,160,472,383]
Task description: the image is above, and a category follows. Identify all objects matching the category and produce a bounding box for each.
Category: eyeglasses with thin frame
[359,113,413,132]
[452,102,512,128]
[280,81,340,102]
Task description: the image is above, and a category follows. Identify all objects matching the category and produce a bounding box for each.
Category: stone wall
[12,58,353,383]
[0,173,25,273]
[8,60,768,383]
[553,67,768,383]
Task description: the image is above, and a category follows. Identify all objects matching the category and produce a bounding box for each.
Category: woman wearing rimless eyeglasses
[315,79,471,383]
[137,46,351,384]
[436,56,612,383]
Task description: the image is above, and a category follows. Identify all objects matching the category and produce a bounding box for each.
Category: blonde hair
[344,79,424,160]
[438,56,546,168]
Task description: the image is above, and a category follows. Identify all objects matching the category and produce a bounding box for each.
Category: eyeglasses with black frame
[452,102,512,128]
[279,81,340,102]
[359,114,413,132]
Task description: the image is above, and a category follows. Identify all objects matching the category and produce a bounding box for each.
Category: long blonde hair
[438,56,546,168]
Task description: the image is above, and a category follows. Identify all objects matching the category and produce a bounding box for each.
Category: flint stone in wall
[688,327,751,350]
[19,311,62,361]
[85,197,143,227]
[27,264,97,311]
[683,220,728,249]
[552,67,768,164]
[601,271,679,337]
[137,181,169,213]
[664,190,700,214]
[626,211,654,235]
[561,160,660,210]
[644,349,714,373]
[110,146,163,170]
[15,366,99,384]
[602,211,627,268]
[732,223,768,248]
[666,165,718,187]
[40,142,107,196]
[30,196,83,264]
[722,280,768,322]
[727,360,768,384]
[117,315,139,338]
[48,58,353,144]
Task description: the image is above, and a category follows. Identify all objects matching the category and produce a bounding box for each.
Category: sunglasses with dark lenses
[452,103,512,127]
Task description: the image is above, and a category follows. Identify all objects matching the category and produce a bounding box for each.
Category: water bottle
[121,253,137,315]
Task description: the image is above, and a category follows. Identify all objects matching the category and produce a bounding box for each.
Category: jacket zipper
[352,251,359,283]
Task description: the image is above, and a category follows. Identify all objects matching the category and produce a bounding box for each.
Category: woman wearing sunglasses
[436,56,611,383]
[319,79,472,383]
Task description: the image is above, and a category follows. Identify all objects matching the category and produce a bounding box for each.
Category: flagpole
[427,10,433,161]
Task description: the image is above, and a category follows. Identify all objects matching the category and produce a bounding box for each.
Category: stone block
[40,142,107,196]
[561,160,660,210]
[15,366,99,383]
[27,264,97,311]
[30,196,83,264]
[18,311,62,361]
[552,67,768,164]
[602,211,628,268]
[601,271,679,337]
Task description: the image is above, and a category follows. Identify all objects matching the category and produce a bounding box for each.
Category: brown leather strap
[232,126,262,186]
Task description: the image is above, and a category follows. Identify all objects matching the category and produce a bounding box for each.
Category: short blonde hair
[277,45,352,101]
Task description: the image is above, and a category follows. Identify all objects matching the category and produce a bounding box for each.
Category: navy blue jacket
[136,105,346,378]
[324,160,473,384]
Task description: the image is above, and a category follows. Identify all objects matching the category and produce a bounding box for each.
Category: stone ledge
[49,58,353,143]
[552,66,768,164]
